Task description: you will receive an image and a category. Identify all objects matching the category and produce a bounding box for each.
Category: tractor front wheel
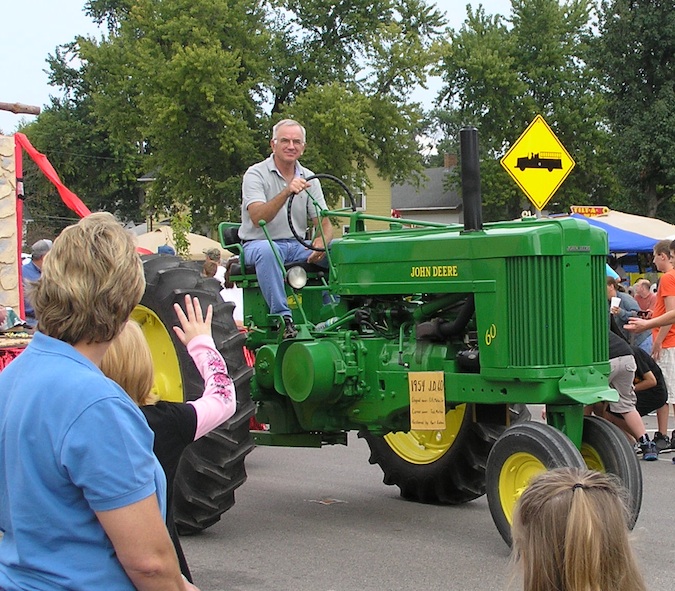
[486,422,586,545]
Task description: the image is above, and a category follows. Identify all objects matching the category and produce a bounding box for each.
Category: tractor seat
[221,226,243,255]
[220,223,327,278]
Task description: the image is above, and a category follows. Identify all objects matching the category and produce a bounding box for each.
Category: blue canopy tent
[570,213,659,252]
[567,209,675,279]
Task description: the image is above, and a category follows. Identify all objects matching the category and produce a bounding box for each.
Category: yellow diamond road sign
[500,114,575,210]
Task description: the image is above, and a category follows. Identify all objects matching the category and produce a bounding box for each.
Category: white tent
[133,226,231,261]
[586,210,675,240]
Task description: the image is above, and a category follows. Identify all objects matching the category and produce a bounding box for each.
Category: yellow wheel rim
[384,404,466,465]
[498,452,546,525]
[581,443,606,472]
[131,305,183,402]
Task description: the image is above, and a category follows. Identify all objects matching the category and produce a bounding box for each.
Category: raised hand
[173,294,213,346]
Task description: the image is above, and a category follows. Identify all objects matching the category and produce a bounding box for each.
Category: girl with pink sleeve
[101,294,236,584]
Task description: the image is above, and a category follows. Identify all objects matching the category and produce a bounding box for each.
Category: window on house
[343,190,365,210]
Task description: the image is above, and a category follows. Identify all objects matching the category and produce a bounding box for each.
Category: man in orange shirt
[649,239,675,450]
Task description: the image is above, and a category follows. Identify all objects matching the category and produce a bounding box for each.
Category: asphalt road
[182,411,675,591]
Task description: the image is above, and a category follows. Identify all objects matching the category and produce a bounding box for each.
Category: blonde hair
[100,320,157,406]
[32,212,145,344]
[511,468,646,591]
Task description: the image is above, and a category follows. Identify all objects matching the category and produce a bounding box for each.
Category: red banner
[14,133,91,219]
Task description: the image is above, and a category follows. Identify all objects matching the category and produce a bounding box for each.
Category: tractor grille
[590,255,609,363]
[507,256,564,367]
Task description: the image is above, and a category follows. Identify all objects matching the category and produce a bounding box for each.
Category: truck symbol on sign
[515,152,563,172]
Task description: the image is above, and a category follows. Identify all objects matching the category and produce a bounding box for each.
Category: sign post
[500,115,575,211]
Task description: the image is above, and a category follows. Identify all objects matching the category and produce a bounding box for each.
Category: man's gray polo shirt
[239,155,327,241]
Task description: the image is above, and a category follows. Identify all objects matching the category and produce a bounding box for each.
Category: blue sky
[0,0,512,134]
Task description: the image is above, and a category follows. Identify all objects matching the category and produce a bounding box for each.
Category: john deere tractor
[138,128,641,543]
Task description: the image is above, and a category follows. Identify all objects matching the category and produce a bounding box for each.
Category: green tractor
[138,128,641,543]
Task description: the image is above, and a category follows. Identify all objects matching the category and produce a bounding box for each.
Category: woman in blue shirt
[0,213,196,591]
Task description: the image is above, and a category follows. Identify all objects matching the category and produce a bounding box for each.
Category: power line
[27,213,82,223]
[25,149,138,162]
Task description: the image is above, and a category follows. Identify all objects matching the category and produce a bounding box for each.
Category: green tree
[22,101,144,221]
[270,0,445,193]
[17,55,145,237]
[76,0,272,227]
[285,82,428,201]
[170,209,192,259]
[268,0,445,104]
[433,1,616,221]
[47,0,448,228]
[592,0,675,219]
[17,39,146,234]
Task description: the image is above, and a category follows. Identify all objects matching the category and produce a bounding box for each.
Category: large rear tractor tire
[359,404,530,505]
[580,415,642,528]
[134,255,255,534]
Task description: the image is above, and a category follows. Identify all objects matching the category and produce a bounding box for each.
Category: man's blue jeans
[242,239,324,317]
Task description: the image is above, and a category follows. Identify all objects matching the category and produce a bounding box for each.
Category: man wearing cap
[239,119,332,339]
[22,239,52,328]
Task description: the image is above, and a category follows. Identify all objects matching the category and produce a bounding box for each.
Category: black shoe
[654,431,671,452]
[282,316,298,339]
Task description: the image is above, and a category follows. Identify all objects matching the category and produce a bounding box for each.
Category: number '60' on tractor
[138,127,641,545]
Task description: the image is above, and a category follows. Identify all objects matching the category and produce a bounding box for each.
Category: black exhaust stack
[460,127,483,232]
[416,126,483,343]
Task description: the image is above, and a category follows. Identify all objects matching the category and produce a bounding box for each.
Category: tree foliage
[591,0,675,218]
[432,0,617,221]
[77,0,272,226]
[24,0,446,229]
[19,42,144,237]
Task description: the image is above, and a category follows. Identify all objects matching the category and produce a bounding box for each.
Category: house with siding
[335,159,393,234]
[391,154,462,225]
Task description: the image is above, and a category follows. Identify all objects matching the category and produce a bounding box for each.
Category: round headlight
[286,266,308,289]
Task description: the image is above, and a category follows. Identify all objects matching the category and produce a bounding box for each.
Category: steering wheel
[286,173,357,251]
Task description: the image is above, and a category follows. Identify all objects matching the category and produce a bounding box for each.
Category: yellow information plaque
[408,371,446,430]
